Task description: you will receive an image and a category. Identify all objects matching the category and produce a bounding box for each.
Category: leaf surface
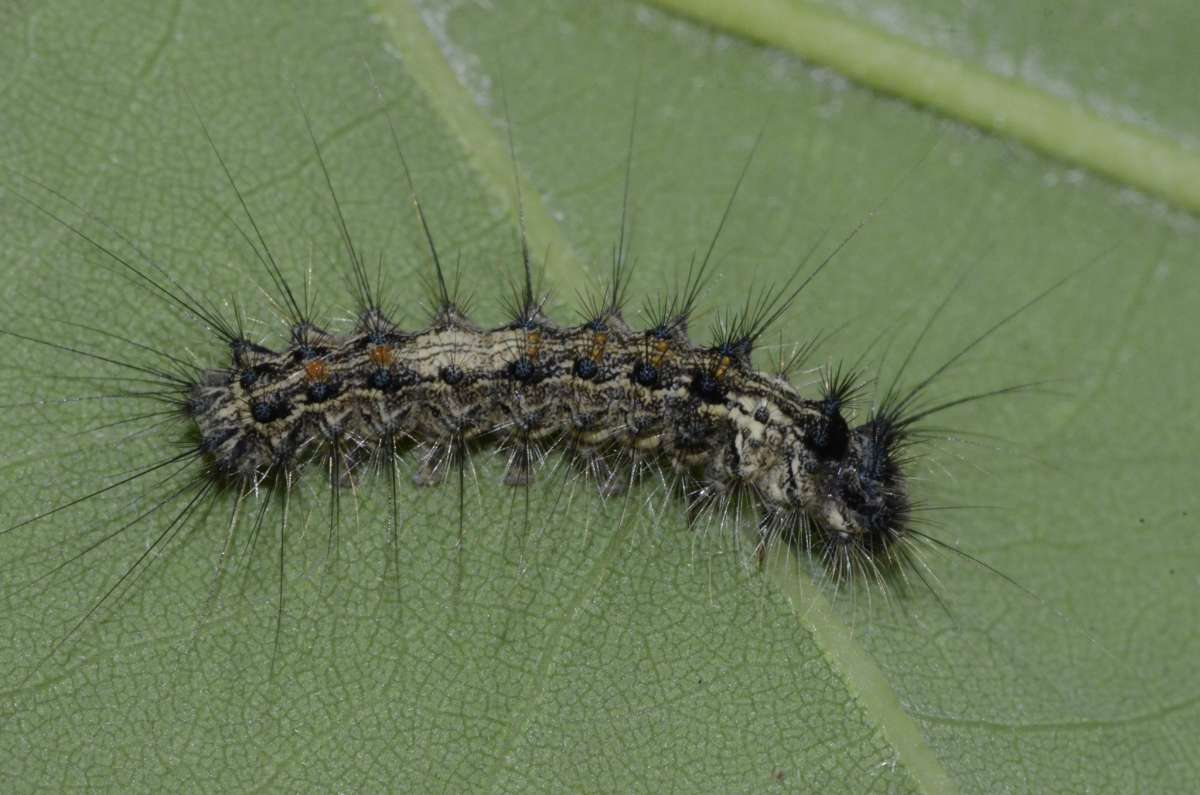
[0,1,1196,792]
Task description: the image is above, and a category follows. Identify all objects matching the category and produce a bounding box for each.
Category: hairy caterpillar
[2,2,1192,791]
[0,87,1061,678]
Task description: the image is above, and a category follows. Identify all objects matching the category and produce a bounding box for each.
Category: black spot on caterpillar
[0,88,1068,681]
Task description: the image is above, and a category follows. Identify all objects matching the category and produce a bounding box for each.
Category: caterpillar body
[193,270,907,570]
[1,96,1051,668]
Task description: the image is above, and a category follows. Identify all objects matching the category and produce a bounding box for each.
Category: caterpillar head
[786,403,914,579]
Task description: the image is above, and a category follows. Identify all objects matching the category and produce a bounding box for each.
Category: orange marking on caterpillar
[304,360,329,382]
[714,354,733,380]
[588,331,608,362]
[650,338,670,367]
[368,345,395,367]
[527,330,543,362]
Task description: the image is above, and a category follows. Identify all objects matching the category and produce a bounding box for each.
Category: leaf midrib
[650,0,1200,216]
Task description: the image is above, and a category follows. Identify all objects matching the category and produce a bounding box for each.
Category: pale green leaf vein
[648,0,1200,215]
[768,553,959,795]
[369,0,590,290]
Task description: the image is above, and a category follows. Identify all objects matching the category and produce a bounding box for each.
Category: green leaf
[651,0,1200,213]
[1,0,1196,791]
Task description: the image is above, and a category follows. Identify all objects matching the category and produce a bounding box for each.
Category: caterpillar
[0,87,1062,679]
[5,2,1191,790]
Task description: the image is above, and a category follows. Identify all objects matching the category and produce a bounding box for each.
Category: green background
[0,1,1197,792]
